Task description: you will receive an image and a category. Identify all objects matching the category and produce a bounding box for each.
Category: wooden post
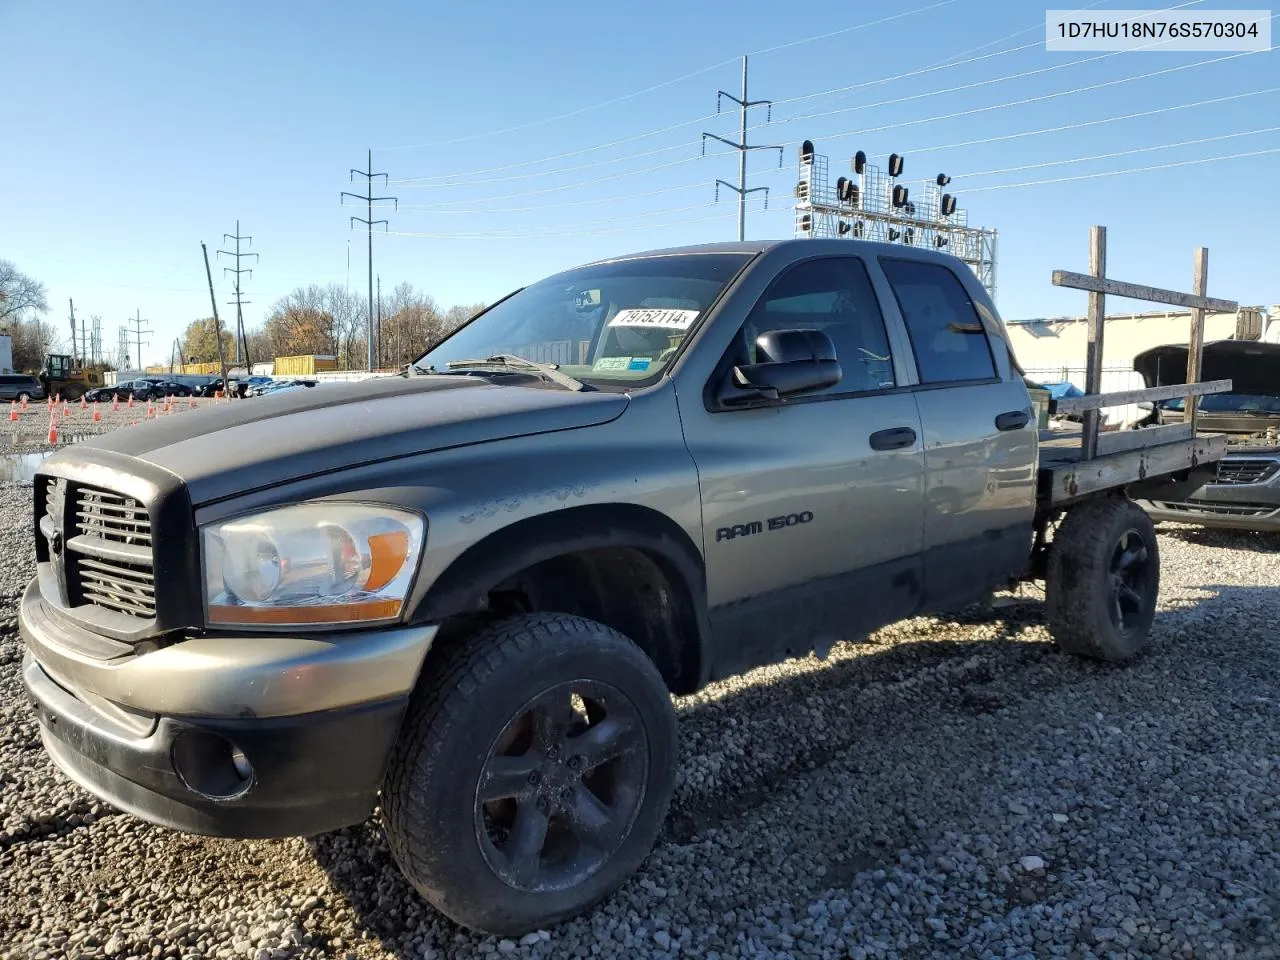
[1186,247,1208,436]
[1082,225,1107,460]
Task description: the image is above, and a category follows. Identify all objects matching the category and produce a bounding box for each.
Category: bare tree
[0,260,49,323]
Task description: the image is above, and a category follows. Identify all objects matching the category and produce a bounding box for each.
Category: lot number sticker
[608,308,699,330]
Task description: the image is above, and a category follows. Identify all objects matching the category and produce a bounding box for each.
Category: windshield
[415,253,751,383]
[1163,393,1280,414]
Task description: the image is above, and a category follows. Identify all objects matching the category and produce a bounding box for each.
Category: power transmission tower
[117,327,131,370]
[129,309,153,372]
[342,149,397,372]
[217,220,258,368]
[91,316,102,365]
[69,300,78,363]
[702,55,783,242]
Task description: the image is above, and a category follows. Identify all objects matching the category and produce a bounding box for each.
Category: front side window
[879,258,997,384]
[416,253,752,384]
[740,257,896,395]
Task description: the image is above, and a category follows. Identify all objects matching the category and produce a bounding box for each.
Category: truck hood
[60,375,629,504]
[1133,339,1280,395]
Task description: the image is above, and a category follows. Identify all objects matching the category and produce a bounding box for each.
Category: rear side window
[879,258,996,384]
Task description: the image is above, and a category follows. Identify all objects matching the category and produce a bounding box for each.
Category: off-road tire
[381,612,678,936]
[1045,497,1160,662]
[62,385,85,401]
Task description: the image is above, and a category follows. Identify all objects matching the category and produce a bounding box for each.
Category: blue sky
[1,0,1276,367]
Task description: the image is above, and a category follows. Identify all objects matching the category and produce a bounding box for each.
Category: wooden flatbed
[1032,225,1238,511]
[1036,426,1228,507]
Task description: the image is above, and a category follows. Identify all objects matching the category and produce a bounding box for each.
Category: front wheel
[381,613,678,936]
[1045,497,1160,662]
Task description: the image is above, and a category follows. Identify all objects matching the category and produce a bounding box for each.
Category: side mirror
[718,329,842,407]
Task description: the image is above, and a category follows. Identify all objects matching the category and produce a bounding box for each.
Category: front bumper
[19,577,438,838]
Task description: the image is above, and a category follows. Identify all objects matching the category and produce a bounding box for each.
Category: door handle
[995,409,1030,432]
[869,426,917,451]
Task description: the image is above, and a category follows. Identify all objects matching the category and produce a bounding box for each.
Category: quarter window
[741,257,895,395]
[879,258,996,384]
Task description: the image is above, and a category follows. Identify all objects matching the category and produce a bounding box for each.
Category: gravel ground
[0,468,1277,960]
[1,397,224,454]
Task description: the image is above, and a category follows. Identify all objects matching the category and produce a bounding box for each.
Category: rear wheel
[62,385,85,401]
[382,612,678,936]
[1045,497,1160,661]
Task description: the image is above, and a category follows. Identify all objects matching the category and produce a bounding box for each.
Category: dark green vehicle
[19,239,1228,935]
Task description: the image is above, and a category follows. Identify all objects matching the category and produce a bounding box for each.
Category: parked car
[195,378,227,397]
[1131,339,1280,531]
[234,375,275,398]
[256,378,318,396]
[0,373,46,402]
[20,238,1231,937]
[83,380,153,402]
[135,377,194,398]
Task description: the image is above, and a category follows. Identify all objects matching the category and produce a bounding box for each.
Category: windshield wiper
[443,354,590,392]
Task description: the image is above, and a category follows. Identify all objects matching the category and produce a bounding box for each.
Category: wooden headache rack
[1035,225,1237,506]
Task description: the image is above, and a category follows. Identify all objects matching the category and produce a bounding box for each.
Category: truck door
[874,256,1037,613]
[679,254,926,680]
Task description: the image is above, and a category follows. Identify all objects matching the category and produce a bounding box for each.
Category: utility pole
[69,299,77,364]
[129,309,152,374]
[218,220,259,370]
[702,55,783,242]
[376,274,382,370]
[342,149,397,372]
[201,242,230,389]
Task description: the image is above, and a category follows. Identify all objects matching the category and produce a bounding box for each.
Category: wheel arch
[408,503,712,694]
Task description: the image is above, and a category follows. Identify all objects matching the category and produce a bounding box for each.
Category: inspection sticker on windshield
[609,308,699,330]
[593,356,634,371]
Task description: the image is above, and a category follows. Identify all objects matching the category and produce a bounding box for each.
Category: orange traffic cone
[80,396,88,410]
[146,400,155,418]
[93,402,102,422]
[20,396,28,411]
[8,401,17,422]
[127,396,134,409]
[188,395,196,409]
[48,418,58,444]
[113,396,120,411]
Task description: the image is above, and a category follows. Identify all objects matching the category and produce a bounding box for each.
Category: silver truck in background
[20,237,1233,936]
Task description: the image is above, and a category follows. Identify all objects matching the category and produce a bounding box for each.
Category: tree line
[0,259,60,371]
[1,258,486,374]
[180,283,487,371]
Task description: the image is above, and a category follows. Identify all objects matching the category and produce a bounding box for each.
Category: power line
[384,0,1190,191]
[702,56,782,241]
[961,145,1280,194]
[385,208,741,241]
[217,219,259,368]
[342,149,398,372]
[795,47,1268,144]
[374,0,953,152]
[898,86,1280,157]
[761,9,1235,134]
[954,125,1280,180]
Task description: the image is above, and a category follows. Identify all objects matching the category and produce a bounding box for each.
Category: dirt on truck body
[19,238,1229,936]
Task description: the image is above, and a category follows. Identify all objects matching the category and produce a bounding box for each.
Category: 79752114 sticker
[608,308,699,330]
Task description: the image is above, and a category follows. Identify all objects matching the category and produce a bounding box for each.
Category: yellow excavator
[38,354,107,401]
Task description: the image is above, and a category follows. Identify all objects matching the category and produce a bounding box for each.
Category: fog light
[171,730,255,801]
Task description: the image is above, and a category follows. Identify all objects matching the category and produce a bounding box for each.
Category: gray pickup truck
[20,239,1228,936]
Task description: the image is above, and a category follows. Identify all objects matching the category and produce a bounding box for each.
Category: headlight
[201,503,425,627]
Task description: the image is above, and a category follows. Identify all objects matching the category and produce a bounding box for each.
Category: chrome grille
[1216,459,1279,485]
[70,486,156,618]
